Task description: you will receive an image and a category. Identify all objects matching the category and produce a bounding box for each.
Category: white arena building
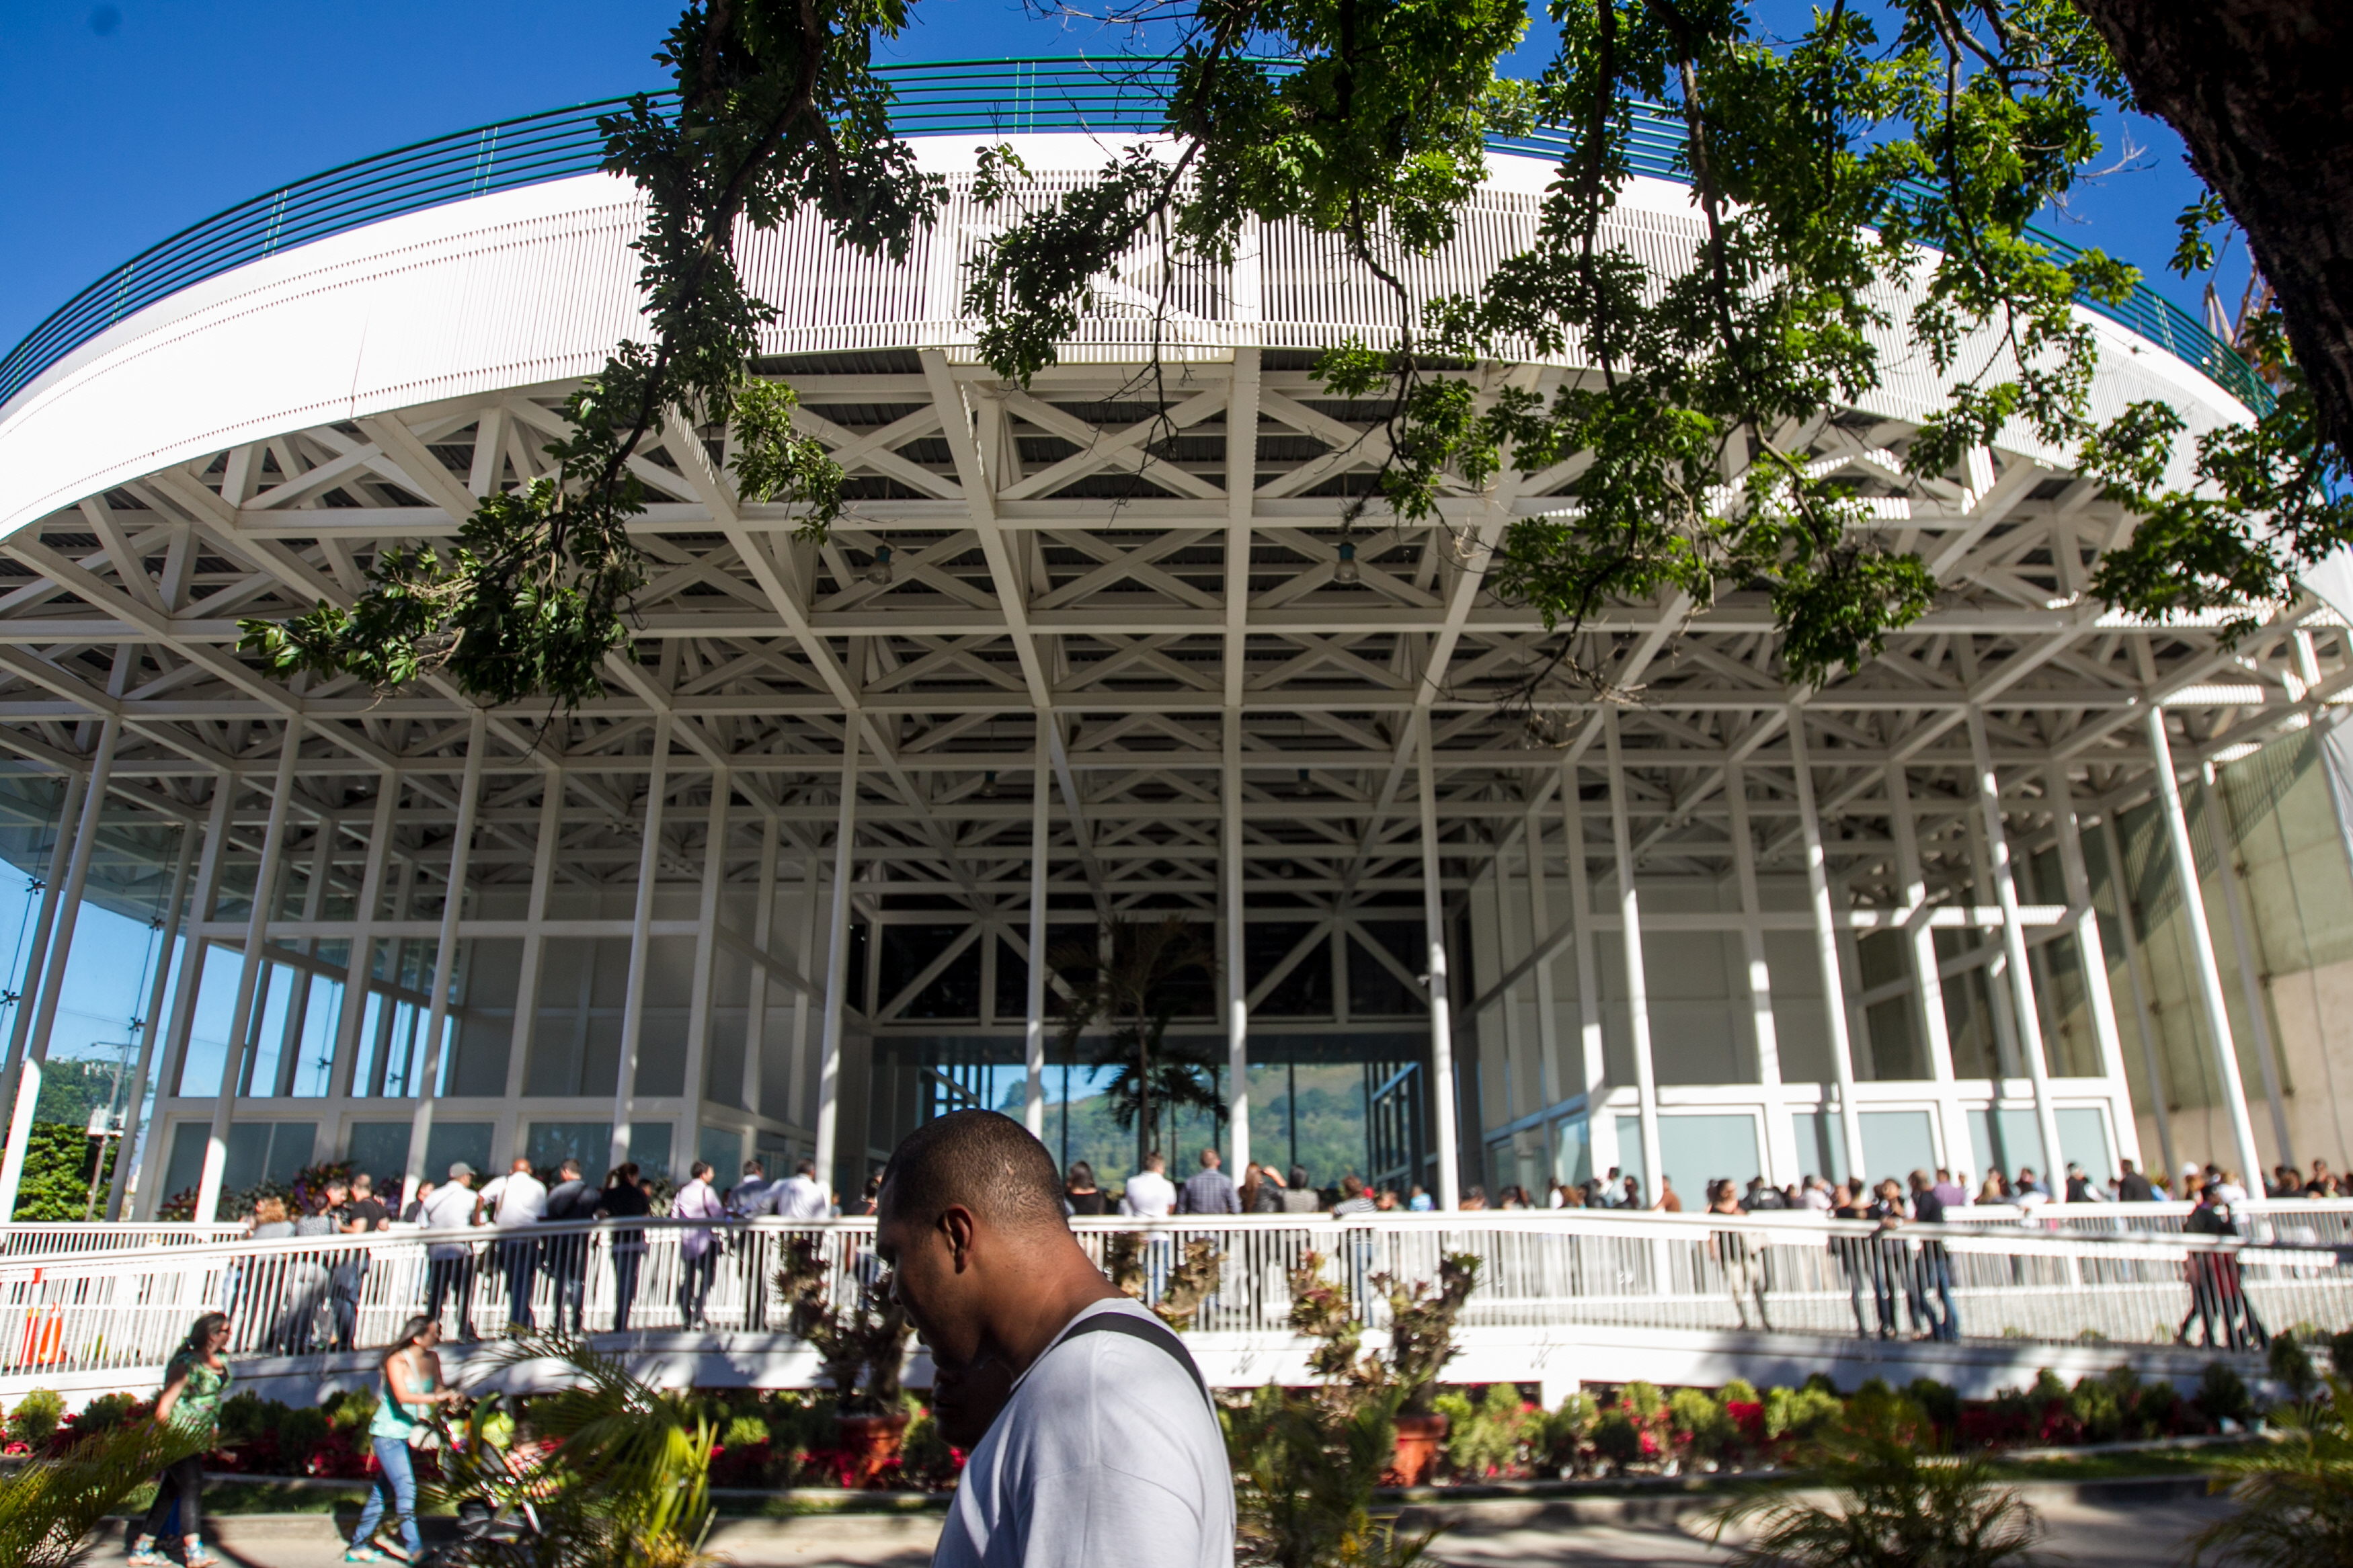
[3,58,2350,1232]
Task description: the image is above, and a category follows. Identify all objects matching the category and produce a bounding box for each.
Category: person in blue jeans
[346,1314,461,1563]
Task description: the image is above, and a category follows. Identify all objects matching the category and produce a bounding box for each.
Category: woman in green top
[128,1311,233,1568]
[346,1313,461,1563]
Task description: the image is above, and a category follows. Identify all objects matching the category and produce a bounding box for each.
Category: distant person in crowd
[1707,1180,1769,1331]
[1977,1169,2011,1204]
[672,1161,727,1330]
[1828,1182,1880,1337]
[596,1161,651,1331]
[277,1188,339,1354]
[1284,1166,1324,1214]
[1742,1177,1783,1211]
[1906,1169,1960,1341]
[1179,1148,1240,1215]
[1246,1163,1286,1214]
[331,1173,389,1352]
[872,1111,1232,1568]
[1331,1174,1378,1216]
[1064,1161,1109,1216]
[2065,1163,2105,1204]
[1863,1179,1909,1339]
[1238,1162,1265,1214]
[478,1156,549,1331]
[1495,1186,1524,1210]
[2178,1184,2270,1348]
[343,1313,461,1564]
[1408,1182,1434,1212]
[401,1180,432,1225]
[1458,1185,1488,1212]
[1800,1174,1835,1213]
[2212,1168,2250,1205]
[859,1171,884,1216]
[728,1158,774,1215]
[417,1162,482,1342]
[1618,1175,1643,1209]
[1931,1168,1967,1208]
[1652,1175,1681,1214]
[2013,1166,2048,1203]
[1120,1153,1176,1219]
[1374,1186,1399,1211]
[723,1159,776,1330]
[539,1159,595,1334]
[127,1312,233,1568]
[2306,1159,2337,1198]
[2117,1158,2157,1203]
[774,1157,833,1221]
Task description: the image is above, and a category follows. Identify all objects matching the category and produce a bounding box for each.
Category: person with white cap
[416,1162,482,1340]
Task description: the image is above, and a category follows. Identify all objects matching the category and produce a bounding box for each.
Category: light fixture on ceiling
[981,770,999,798]
[1295,767,1313,797]
[1334,539,1360,584]
[864,544,894,585]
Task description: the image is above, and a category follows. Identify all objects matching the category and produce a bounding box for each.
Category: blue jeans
[352,1436,422,1555]
[1915,1251,1961,1341]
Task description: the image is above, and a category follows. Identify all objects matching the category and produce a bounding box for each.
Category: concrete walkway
[117,1475,2229,1567]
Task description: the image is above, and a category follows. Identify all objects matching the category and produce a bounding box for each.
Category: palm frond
[0,1419,198,1568]
[2184,1376,2353,1568]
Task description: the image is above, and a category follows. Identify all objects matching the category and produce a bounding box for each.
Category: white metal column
[0,716,120,1218]
[2146,708,2266,1181]
[1787,711,1866,1180]
[104,827,196,1220]
[1726,759,1796,1185]
[1966,709,2065,1184]
[2048,762,2143,1167]
[134,778,234,1219]
[2198,765,2295,1169]
[1888,765,1970,1171]
[743,811,781,1122]
[1523,792,1564,1120]
[1025,718,1051,1138]
[1603,713,1663,1202]
[1560,755,1611,1177]
[680,770,732,1167]
[1414,707,1462,1210]
[608,712,674,1176]
[812,722,863,1195]
[1223,707,1250,1173]
[327,780,399,1104]
[500,777,563,1126]
[2099,811,2178,1177]
[195,723,305,1223]
[1,770,86,1091]
[402,710,489,1205]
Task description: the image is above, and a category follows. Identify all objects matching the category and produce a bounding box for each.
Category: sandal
[184,1544,223,1568]
[125,1549,170,1567]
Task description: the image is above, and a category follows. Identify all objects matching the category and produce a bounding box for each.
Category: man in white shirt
[1119,1153,1176,1217]
[773,1158,832,1221]
[417,1163,483,1341]
[876,1111,1232,1568]
[477,1157,549,1330]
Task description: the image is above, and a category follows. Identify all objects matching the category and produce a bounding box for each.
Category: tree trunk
[2073,0,2353,454]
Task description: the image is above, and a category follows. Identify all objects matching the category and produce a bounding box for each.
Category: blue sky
[0,1,2242,354]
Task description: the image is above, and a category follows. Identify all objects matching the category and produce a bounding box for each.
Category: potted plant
[776,1239,914,1486]
[1283,1249,1479,1485]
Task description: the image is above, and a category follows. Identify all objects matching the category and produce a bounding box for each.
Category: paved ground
[140,1477,2231,1567]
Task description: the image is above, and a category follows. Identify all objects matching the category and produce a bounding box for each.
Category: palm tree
[463,1336,721,1568]
[0,1420,196,1568]
[1049,915,1220,1170]
[2184,1374,2353,1568]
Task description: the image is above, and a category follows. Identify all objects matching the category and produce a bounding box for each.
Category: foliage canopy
[237,1,2350,710]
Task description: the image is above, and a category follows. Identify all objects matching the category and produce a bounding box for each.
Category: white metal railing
[1942,1198,2353,1248]
[0,1221,247,1257]
[4,1208,2346,1390]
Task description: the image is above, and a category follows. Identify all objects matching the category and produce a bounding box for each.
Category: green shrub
[1436,1384,1529,1479]
[721,1413,770,1449]
[1669,1387,1738,1460]
[2270,1335,2320,1401]
[1718,1378,1759,1407]
[1898,1378,1954,1432]
[1765,1385,1845,1441]
[2196,1362,2254,1427]
[5,1389,65,1452]
[325,1389,376,1432]
[65,1394,140,1440]
[1591,1409,1646,1467]
[1532,1392,1597,1473]
[2330,1328,2353,1383]
[1621,1380,1665,1423]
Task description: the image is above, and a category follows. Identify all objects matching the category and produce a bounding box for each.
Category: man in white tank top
[876,1111,1233,1568]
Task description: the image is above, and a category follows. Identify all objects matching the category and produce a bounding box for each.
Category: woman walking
[127,1312,233,1568]
[344,1314,460,1562]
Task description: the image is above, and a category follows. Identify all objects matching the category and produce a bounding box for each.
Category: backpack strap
[1058,1308,1212,1409]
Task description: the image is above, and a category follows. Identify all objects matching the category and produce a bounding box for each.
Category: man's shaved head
[879,1110,1066,1233]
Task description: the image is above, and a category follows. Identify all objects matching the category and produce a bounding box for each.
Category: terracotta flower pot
[1387,1412,1449,1487]
[836,1412,912,1488]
